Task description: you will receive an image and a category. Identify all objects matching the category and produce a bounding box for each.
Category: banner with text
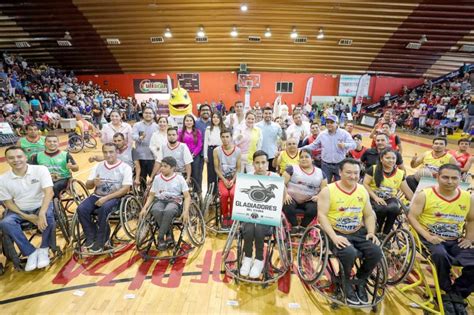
[232,173,284,227]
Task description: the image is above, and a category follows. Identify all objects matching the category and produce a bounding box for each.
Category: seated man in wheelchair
[318,158,382,305]
[29,134,79,198]
[408,164,474,314]
[406,137,457,192]
[89,132,133,169]
[0,146,55,271]
[77,142,133,253]
[240,150,280,279]
[213,128,242,228]
[139,156,190,251]
[282,148,327,234]
[362,148,413,236]
[150,126,193,184]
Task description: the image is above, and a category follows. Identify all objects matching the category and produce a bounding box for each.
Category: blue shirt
[256,120,283,159]
[195,118,211,156]
[303,128,356,163]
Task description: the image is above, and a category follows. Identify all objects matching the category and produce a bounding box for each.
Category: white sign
[232,173,284,227]
[339,75,369,97]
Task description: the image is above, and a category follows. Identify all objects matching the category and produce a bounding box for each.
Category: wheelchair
[70,194,140,258]
[67,131,97,154]
[52,178,90,243]
[1,218,63,272]
[221,215,293,287]
[296,225,388,311]
[135,199,205,263]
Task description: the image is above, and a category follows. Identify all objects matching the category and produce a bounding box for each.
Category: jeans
[150,199,181,240]
[0,204,55,256]
[77,195,120,247]
[218,180,236,219]
[321,161,341,183]
[242,223,272,260]
[283,199,317,227]
[421,238,474,298]
[329,228,383,280]
[371,197,400,235]
[463,115,474,133]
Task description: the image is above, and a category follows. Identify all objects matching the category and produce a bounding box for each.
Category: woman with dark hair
[282,149,327,233]
[363,148,413,235]
[204,112,224,193]
[179,114,203,189]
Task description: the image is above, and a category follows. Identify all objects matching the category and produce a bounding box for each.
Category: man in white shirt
[77,143,133,253]
[285,112,311,146]
[0,146,55,271]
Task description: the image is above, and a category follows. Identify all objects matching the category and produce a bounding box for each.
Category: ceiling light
[164,27,172,38]
[290,27,298,39]
[317,28,324,39]
[197,26,205,38]
[230,26,238,37]
[264,27,272,38]
[240,4,248,12]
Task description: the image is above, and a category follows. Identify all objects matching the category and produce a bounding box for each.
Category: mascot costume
[167,75,193,129]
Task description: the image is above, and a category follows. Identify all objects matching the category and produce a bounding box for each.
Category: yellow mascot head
[169,84,192,117]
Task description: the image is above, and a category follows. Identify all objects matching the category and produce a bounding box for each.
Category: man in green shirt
[30,135,79,197]
[18,124,46,160]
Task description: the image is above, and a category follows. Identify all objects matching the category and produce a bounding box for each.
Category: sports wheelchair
[221,215,293,287]
[70,194,141,258]
[297,224,388,311]
[135,200,205,263]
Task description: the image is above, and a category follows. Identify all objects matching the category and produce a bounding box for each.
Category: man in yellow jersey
[408,164,474,315]
[406,137,457,192]
[318,158,382,305]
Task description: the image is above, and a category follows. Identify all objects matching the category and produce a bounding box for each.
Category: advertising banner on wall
[232,173,284,227]
[339,75,370,97]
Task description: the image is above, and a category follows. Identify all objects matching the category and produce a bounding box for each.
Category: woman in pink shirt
[179,114,203,190]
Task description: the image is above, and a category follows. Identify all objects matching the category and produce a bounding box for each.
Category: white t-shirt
[0,165,53,212]
[151,173,189,204]
[88,160,133,196]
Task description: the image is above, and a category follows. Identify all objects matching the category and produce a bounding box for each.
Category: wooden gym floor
[0,127,472,314]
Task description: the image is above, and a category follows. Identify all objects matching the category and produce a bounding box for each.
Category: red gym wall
[77,72,423,110]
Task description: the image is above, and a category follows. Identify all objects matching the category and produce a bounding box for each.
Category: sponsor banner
[133,79,172,94]
[303,77,314,105]
[355,74,370,103]
[232,173,284,227]
[177,73,200,92]
[339,75,366,97]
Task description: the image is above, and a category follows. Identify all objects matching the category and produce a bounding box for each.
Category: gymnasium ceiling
[1,0,474,78]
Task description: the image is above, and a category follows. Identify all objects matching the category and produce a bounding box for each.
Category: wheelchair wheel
[53,198,71,243]
[83,135,97,149]
[297,225,329,284]
[68,135,84,153]
[120,195,141,239]
[135,214,156,258]
[381,228,416,285]
[185,202,206,247]
[69,179,90,210]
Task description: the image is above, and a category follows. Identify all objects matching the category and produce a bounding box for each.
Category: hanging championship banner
[232,173,284,227]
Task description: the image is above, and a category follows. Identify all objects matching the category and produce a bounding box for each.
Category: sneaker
[344,283,360,305]
[240,256,253,277]
[89,243,104,253]
[157,240,167,251]
[249,259,265,279]
[36,248,50,269]
[356,279,369,305]
[25,249,39,272]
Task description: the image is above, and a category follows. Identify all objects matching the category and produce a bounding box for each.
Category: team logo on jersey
[241,180,278,203]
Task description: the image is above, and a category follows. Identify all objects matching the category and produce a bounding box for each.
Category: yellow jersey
[279,150,299,175]
[327,182,368,234]
[368,167,405,199]
[422,151,453,173]
[419,187,471,240]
